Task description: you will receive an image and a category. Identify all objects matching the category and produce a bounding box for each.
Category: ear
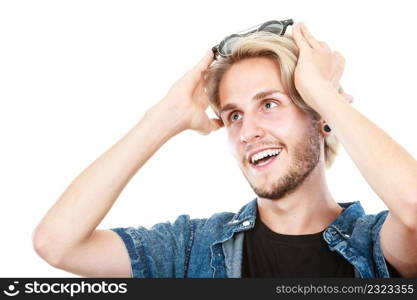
[319,119,332,137]
[318,92,352,137]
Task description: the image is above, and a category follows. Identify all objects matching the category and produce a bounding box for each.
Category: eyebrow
[219,89,285,117]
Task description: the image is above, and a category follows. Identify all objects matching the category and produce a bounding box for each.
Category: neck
[256,162,342,235]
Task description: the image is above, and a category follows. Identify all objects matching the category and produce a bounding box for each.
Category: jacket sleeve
[110,214,200,278]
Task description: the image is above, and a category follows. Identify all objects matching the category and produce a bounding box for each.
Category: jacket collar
[225,198,258,231]
[327,201,365,237]
[226,198,365,237]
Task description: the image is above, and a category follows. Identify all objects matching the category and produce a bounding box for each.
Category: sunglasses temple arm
[282,19,294,26]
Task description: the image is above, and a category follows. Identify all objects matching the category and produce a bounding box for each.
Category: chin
[249,174,284,196]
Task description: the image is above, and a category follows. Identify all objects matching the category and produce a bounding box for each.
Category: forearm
[33,101,186,254]
[307,83,417,227]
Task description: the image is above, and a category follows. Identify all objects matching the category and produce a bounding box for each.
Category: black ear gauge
[323,124,331,133]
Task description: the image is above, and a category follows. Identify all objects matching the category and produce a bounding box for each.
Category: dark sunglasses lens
[219,35,241,56]
[261,22,284,34]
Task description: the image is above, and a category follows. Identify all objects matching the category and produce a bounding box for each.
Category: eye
[263,100,279,110]
[229,111,242,123]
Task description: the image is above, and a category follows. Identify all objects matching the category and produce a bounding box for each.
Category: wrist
[145,100,189,136]
[306,85,347,119]
[298,80,338,111]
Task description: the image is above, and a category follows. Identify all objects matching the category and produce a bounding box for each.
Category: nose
[239,114,265,143]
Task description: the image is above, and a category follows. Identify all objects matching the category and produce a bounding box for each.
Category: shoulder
[333,202,389,253]
[189,199,257,232]
[154,210,236,235]
[348,209,389,261]
[352,210,389,234]
[336,201,389,237]
[186,211,236,238]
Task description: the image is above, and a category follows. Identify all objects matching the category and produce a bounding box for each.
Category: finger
[319,41,331,51]
[195,49,214,73]
[341,92,354,103]
[199,118,224,135]
[292,22,311,51]
[300,23,321,49]
[334,51,346,67]
[332,67,343,87]
[210,118,224,131]
[193,75,210,105]
[186,49,214,89]
[333,52,346,85]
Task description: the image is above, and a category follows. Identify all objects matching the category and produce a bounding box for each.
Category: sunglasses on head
[212,19,294,59]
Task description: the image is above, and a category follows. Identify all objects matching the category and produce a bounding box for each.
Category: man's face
[218,57,322,200]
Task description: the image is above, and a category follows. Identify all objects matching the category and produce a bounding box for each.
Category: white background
[1,0,416,277]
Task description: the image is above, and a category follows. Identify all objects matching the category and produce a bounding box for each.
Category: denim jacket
[111,199,392,278]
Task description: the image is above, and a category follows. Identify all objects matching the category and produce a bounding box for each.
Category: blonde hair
[205,31,340,168]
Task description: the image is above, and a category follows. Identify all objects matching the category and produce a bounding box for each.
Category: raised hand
[292,22,352,107]
[157,50,224,135]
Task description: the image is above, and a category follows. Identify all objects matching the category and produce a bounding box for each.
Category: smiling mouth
[249,148,283,169]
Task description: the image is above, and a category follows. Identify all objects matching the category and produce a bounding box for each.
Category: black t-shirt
[241,210,401,277]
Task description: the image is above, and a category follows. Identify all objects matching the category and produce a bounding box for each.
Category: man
[33,20,417,278]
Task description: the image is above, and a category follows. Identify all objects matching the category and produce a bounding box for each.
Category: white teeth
[250,148,282,164]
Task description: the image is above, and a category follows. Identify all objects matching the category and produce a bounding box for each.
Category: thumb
[210,118,224,131]
[198,118,224,135]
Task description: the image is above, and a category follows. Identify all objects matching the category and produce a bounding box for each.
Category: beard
[244,118,321,200]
